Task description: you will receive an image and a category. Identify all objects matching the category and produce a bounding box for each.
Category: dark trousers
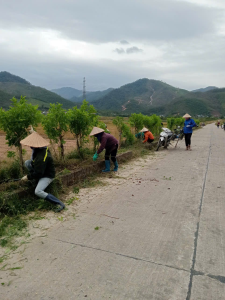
[105,145,118,162]
[184,133,192,147]
[147,138,154,143]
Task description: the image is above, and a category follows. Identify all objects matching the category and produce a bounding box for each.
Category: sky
[0,0,225,91]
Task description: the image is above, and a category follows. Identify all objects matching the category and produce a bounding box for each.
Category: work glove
[93,152,98,161]
[21,175,28,181]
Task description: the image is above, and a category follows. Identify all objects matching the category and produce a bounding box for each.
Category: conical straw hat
[20,131,50,148]
[183,113,191,118]
[89,127,105,136]
[140,127,149,132]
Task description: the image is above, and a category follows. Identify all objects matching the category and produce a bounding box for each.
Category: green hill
[93,79,189,113]
[192,86,219,93]
[0,90,13,110]
[0,71,30,84]
[93,78,225,117]
[51,87,83,100]
[0,72,74,109]
[72,88,114,103]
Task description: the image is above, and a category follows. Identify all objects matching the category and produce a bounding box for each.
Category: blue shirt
[183,119,196,134]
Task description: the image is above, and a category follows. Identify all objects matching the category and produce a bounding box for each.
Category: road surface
[1,123,225,300]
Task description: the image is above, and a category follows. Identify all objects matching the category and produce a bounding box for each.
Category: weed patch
[0,215,27,249]
[66,196,79,205]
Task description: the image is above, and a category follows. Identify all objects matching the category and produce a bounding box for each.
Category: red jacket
[143,131,154,143]
[97,133,118,154]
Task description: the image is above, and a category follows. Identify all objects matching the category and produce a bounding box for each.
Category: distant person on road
[90,127,119,172]
[141,127,155,144]
[20,131,65,212]
[217,121,220,128]
[183,113,197,151]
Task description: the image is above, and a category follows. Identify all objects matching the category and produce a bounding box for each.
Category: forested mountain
[0,71,30,84]
[71,88,114,103]
[192,86,219,93]
[93,79,225,117]
[0,90,14,110]
[1,72,225,117]
[0,72,74,109]
[51,87,83,99]
[93,79,189,113]
[52,86,114,103]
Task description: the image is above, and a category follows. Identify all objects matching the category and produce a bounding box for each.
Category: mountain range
[52,87,114,103]
[0,71,224,117]
[0,71,74,109]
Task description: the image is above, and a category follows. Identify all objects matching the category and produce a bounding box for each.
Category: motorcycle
[156,128,175,151]
[156,126,184,151]
[173,126,184,140]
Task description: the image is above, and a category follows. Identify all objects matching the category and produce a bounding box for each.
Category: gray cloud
[120,40,129,45]
[0,0,222,43]
[126,47,143,54]
[114,48,125,54]
[0,0,225,92]
[114,46,143,54]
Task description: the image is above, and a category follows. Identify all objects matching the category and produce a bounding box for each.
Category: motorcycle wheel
[156,139,161,151]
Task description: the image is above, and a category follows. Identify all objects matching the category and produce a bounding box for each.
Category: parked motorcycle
[173,126,184,140]
[156,128,175,151]
[156,126,184,151]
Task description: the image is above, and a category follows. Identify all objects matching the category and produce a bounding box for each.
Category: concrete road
[1,123,225,300]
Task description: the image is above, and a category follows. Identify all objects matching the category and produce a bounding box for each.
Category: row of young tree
[0,96,198,170]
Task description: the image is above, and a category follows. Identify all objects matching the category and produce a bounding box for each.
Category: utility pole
[83,77,86,100]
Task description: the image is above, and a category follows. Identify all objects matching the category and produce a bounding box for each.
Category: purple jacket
[97,133,118,154]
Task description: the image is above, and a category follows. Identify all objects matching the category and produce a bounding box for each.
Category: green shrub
[0,160,22,182]
[129,113,144,133]
[143,114,162,135]
[66,147,93,160]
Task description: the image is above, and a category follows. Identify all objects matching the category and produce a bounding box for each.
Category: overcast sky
[0,0,225,91]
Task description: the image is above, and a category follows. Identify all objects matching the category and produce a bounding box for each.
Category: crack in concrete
[186,132,212,300]
[193,270,225,284]
[55,238,189,273]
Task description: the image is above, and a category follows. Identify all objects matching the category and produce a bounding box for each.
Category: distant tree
[113,117,124,148]
[143,115,162,135]
[42,103,68,160]
[113,116,134,148]
[68,100,97,156]
[167,117,184,130]
[0,96,42,170]
[129,113,144,133]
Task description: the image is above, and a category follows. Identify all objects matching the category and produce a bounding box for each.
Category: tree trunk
[118,132,122,149]
[18,144,24,173]
[76,135,80,155]
[59,136,64,160]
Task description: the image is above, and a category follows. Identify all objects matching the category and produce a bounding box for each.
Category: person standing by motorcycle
[183,114,196,151]
[141,127,155,144]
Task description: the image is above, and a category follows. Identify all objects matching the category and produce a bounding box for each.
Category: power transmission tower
[83,77,86,100]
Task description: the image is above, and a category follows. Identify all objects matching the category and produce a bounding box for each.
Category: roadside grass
[0,178,63,252]
[0,136,156,258]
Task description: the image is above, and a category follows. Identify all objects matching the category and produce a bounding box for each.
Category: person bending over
[90,127,119,172]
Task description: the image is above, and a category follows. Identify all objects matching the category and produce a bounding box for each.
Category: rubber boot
[102,160,110,172]
[45,193,65,212]
[113,160,118,172]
